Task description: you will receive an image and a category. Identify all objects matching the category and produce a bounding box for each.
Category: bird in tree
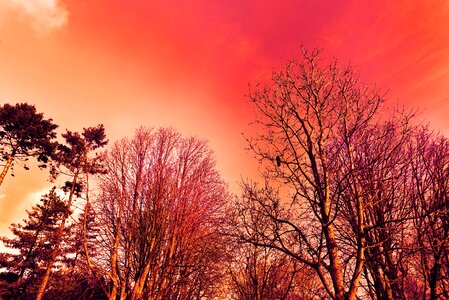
[276,155,281,167]
[0,103,58,187]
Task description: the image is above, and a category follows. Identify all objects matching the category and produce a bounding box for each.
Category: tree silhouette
[0,103,58,187]
[409,129,449,299]
[239,48,395,300]
[227,239,323,299]
[36,124,107,300]
[89,127,230,300]
[0,188,68,299]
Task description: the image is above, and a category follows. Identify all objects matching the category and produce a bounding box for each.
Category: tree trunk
[0,153,14,187]
[130,260,152,300]
[35,170,79,300]
[109,172,127,300]
[429,260,441,300]
[82,179,111,299]
[347,147,366,300]
[324,223,346,300]
[109,200,122,300]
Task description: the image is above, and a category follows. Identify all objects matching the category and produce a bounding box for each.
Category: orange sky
[1,0,449,236]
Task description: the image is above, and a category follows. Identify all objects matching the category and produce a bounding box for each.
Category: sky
[1,0,449,236]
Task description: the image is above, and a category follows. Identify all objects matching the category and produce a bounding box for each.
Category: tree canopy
[0,103,58,186]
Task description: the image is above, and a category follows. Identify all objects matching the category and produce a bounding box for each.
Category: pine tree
[36,124,108,300]
[0,188,68,299]
[50,202,107,299]
[0,103,58,187]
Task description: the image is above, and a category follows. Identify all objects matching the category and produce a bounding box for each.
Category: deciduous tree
[409,129,449,299]
[336,117,415,299]
[227,239,323,300]
[239,48,388,300]
[89,127,230,299]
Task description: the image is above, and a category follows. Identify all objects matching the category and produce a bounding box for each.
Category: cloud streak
[0,0,68,35]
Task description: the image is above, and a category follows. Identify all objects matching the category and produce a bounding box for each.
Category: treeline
[0,49,448,299]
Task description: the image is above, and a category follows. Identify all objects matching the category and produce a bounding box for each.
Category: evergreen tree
[0,188,68,299]
[0,103,58,186]
[36,124,108,300]
[50,202,107,299]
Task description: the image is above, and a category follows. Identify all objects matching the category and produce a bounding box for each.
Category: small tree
[227,240,322,300]
[45,201,107,299]
[0,188,68,299]
[0,103,58,186]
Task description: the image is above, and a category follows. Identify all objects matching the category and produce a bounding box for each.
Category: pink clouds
[0,0,68,36]
[273,1,449,132]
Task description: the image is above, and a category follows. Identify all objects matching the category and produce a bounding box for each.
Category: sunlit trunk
[0,152,15,187]
[82,176,111,299]
[347,144,366,300]
[110,188,125,300]
[36,170,79,300]
[130,259,152,300]
[324,223,346,300]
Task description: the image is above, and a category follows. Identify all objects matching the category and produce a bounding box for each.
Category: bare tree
[87,127,230,299]
[227,237,323,300]
[409,128,449,299]
[239,48,390,300]
[333,115,416,299]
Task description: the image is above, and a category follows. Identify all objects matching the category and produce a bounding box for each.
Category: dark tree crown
[0,103,58,163]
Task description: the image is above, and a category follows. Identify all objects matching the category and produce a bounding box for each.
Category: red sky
[1,0,449,236]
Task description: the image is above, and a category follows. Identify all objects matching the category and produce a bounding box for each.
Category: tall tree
[36,125,107,300]
[0,103,58,186]
[337,117,415,299]
[89,127,230,300]
[409,129,449,299]
[239,48,388,300]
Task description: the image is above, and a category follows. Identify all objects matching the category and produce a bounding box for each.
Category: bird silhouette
[276,156,281,167]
